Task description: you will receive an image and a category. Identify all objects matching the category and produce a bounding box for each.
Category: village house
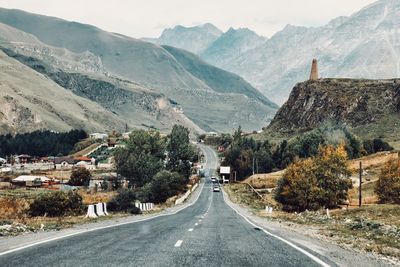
[55,157,75,169]
[15,154,32,164]
[89,133,108,140]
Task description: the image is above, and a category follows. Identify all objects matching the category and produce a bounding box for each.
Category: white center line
[188,228,194,232]
[174,240,183,247]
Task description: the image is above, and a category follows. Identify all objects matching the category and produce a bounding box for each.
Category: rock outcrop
[265,78,400,142]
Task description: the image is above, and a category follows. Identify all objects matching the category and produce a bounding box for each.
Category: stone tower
[309,58,318,81]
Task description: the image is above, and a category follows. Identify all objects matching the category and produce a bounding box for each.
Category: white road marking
[188,228,194,232]
[174,240,183,247]
[195,223,198,226]
[198,219,202,222]
[222,191,331,267]
[0,181,206,256]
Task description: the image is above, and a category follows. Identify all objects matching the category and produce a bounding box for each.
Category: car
[211,177,217,183]
[213,186,220,192]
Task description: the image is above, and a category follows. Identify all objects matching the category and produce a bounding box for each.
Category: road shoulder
[222,187,395,267]
[0,179,205,255]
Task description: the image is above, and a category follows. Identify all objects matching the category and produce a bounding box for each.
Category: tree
[68,168,91,186]
[375,159,400,204]
[114,130,165,188]
[107,189,140,213]
[275,144,352,211]
[141,171,186,203]
[167,125,193,179]
[29,191,84,217]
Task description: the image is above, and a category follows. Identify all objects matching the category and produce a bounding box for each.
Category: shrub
[28,191,84,217]
[363,138,393,155]
[68,168,91,186]
[140,171,186,204]
[275,145,352,212]
[107,189,140,213]
[375,159,400,204]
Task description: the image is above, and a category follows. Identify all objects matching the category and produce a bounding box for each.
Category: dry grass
[0,188,124,236]
[79,190,116,205]
[243,170,284,189]
[348,151,398,173]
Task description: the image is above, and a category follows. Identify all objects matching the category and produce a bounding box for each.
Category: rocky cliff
[265,78,400,142]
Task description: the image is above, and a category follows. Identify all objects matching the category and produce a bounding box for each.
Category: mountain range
[0,8,278,134]
[149,0,400,105]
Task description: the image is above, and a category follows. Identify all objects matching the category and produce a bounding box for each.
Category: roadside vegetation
[0,125,201,236]
[220,124,393,181]
[113,125,198,205]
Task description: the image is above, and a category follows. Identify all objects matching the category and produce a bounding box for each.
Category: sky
[0,0,377,38]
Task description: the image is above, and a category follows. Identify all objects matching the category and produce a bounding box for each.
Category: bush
[363,138,393,155]
[68,168,91,186]
[107,189,140,213]
[375,159,400,204]
[275,145,352,212]
[29,191,84,217]
[140,171,186,204]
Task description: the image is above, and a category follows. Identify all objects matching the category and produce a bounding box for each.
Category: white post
[85,205,98,218]
[96,203,105,216]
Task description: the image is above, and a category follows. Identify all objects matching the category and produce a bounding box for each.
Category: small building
[0,157,6,166]
[90,133,108,140]
[15,154,31,164]
[12,175,59,187]
[107,139,117,148]
[55,157,75,169]
[75,156,92,162]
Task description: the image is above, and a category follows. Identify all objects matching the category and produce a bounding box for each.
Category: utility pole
[252,156,255,175]
[359,161,362,207]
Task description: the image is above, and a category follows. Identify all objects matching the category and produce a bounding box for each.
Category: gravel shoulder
[222,186,399,267]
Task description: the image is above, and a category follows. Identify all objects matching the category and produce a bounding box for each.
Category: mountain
[162,45,276,108]
[263,78,400,144]
[200,28,267,69]
[0,21,204,134]
[214,0,400,104]
[153,23,223,54]
[0,9,277,133]
[0,49,127,134]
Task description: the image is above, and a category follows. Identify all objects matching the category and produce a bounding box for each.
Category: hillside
[0,50,126,134]
[0,8,277,133]
[263,78,400,145]
[162,45,277,108]
[0,47,203,134]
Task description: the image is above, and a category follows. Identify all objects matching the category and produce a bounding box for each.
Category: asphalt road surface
[0,145,332,267]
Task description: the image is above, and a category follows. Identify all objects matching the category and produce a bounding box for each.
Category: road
[0,145,332,267]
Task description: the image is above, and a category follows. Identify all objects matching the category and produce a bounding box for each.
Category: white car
[211,176,217,183]
[213,186,220,192]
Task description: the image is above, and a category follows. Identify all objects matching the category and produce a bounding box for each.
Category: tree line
[221,125,393,181]
[0,129,87,158]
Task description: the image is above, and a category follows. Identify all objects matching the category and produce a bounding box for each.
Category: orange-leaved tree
[275,144,352,212]
[375,159,400,204]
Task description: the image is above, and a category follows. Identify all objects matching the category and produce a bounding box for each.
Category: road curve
[0,145,332,267]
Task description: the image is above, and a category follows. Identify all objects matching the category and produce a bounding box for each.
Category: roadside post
[359,161,362,207]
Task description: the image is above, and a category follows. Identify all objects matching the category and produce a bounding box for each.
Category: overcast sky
[0,0,377,38]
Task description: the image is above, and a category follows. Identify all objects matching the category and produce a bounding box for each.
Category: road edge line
[222,190,331,267]
[0,181,205,257]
